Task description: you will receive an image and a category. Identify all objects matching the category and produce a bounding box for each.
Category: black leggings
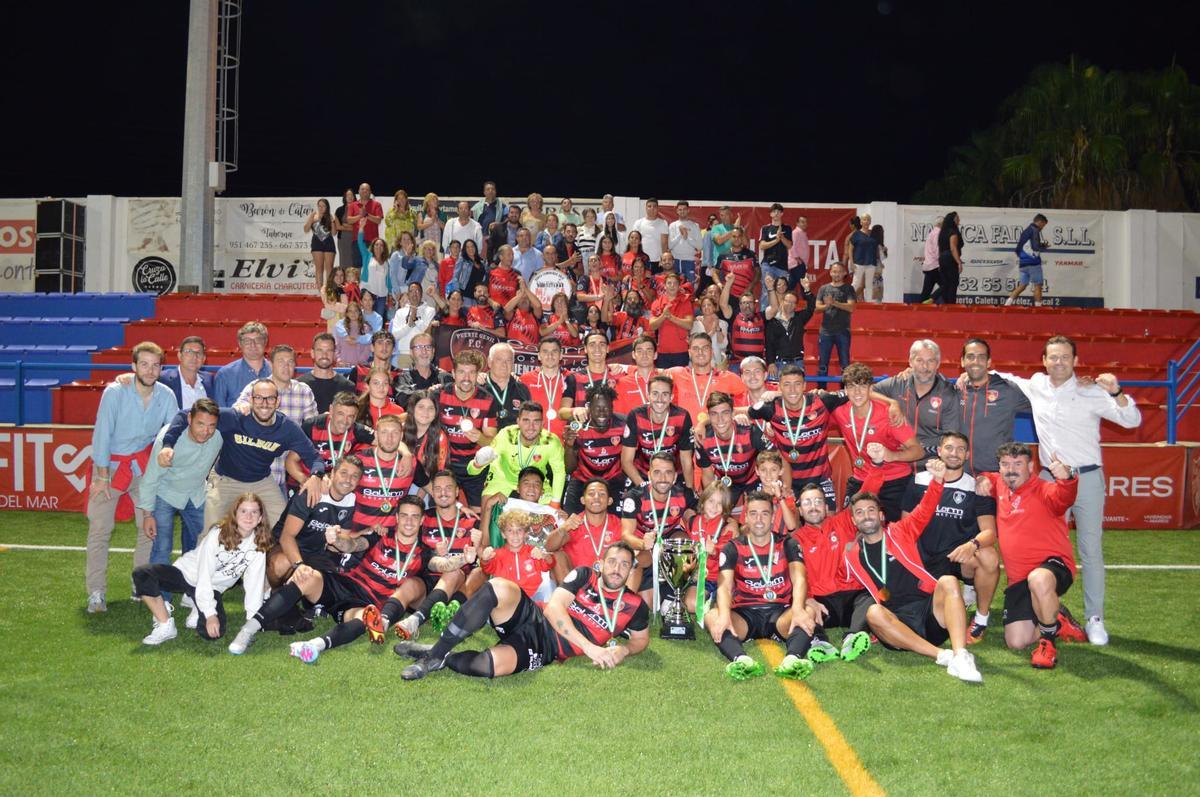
[132,563,227,640]
[917,270,941,303]
[935,254,959,304]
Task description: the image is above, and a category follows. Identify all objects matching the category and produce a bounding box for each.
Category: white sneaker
[86,591,107,613]
[228,624,258,655]
[961,584,977,609]
[142,618,178,646]
[947,649,983,683]
[185,607,200,630]
[1086,617,1109,646]
[935,649,954,667]
[181,594,195,610]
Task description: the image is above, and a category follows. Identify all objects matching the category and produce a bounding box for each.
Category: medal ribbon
[695,516,723,625]
[375,448,400,506]
[780,395,808,447]
[436,505,461,546]
[597,582,626,634]
[748,537,775,598]
[712,428,738,476]
[582,514,608,566]
[848,402,873,463]
[393,535,419,581]
[487,376,509,412]
[517,431,539,470]
[863,537,889,590]
[689,368,715,410]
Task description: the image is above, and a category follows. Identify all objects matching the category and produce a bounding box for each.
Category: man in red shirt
[649,272,693,368]
[667,332,747,425]
[519,337,577,437]
[347,182,383,264]
[546,478,623,581]
[488,245,522,307]
[831,363,923,521]
[978,442,1087,669]
[467,284,505,335]
[501,274,543,347]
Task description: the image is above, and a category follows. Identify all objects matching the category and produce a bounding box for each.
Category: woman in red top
[433,289,467,329]
[540,292,581,347]
[357,367,404,426]
[597,233,622,283]
[404,390,449,500]
[621,258,656,307]
[480,509,556,600]
[622,230,650,279]
[438,240,461,296]
[686,481,738,607]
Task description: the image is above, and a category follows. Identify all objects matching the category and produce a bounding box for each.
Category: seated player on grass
[478,509,556,599]
[544,478,622,582]
[976,443,1088,670]
[227,495,441,658]
[395,542,649,680]
[618,451,697,606]
[134,493,272,646]
[703,490,818,682]
[842,458,984,684]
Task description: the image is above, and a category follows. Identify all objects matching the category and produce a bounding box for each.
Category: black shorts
[815,589,871,629]
[311,235,336,254]
[1003,557,1073,625]
[561,474,626,515]
[845,474,911,522]
[733,603,788,642]
[789,476,837,511]
[922,557,974,584]
[885,595,949,647]
[307,572,372,622]
[491,591,563,673]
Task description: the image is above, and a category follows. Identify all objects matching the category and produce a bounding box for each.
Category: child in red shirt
[480,509,556,598]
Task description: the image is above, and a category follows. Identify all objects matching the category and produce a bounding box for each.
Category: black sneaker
[401,655,446,681]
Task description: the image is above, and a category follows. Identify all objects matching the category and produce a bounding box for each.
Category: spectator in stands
[432,289,467,329]
[787,215,810,289]
[391,282,437,368]
[707,207,738,290]
[387,231,426,304]
[596,232,621,282]
[320,266,347,332]
[917,216,942,304]
[362,238,391,321]
[815,262,855,379]
[137,397,222,608]
[437,240,460,297]
[716,227,759,314]
[758,203,793,310]
[622,230,650,279]
[579,303,608,343]
[502,276,543,346]
[557,223,582,273]
[487,205,523,263]
[472,181,506,256]
[599,193,626,231]
[764,278,815,376]
[668,200,703,287]
[358,289,384,334]
[521,192,547,235]
[394,332,452,408]
[299,332,354,413]
[160,335,213,410]
[650,272,693,368]
[417,192,444,245]
[601,211,624,253]
[534,213,563,252]
[443,200,484,255]
[348,182,383,273]
[334,301,372,366]
[305,198,337,293]
[868,222,889,302]
[934,211,963,305]
[233,344,318,487]
[848,214,883,303]
[631,198,669,273]
[512,227,542,283]
[214,321,270,407]
[720,282,766,371]
[85,341,179,613]
[541,293,581,348]
[874,339,962,466]
[453,239,488,307]
[384,189,419,248]
[334,188,359,270]
[1005,213,1050,307]
[558,197,582,227]
[467,284,506,335]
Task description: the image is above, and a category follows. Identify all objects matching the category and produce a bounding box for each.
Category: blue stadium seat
[0,292,155,321]
[0,377,59,424]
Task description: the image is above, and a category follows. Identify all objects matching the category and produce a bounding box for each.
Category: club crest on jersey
[470,407,481,418]
[929,397,941,409]
[610,436,621,446]
[953,490,965,504]
[666,426,675,436]
[987,390,999,402]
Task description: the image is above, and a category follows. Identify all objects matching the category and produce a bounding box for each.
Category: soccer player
[546,478,623,581]
[620,374,695,488]
[228,496,436,658]
[832,363,923,521]
[268,455,365,587]
[693,391,768,505]
[352,331,400,393]
[134,494,271,645]
[611,334,659,417]
[284,391,374,493]
[478,510,556,598]
[471,400,566,508]
[667,332,747,425]
[395,542,649,680]
[842,459,984,683]
[433,350,499,509]
[977,443,1088,669]
[618,452,697,604]
[704,490,817,681]
[569,331,622,406]
[901,432,999,643]
[519,337,578,438]
[350,414,415,534]
[561,384,626,514]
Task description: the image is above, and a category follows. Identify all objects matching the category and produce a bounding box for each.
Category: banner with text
[0,426,92,512]
[0,198,37,293]
[900,206,1105,307]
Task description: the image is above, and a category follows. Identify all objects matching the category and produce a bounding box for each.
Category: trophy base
[660,620,695,641]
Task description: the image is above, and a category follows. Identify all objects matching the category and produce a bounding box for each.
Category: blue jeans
[760,264,788,311]
[675,259,696,285]
[404,260,428,288]
[817,330,851,378]
[787,265,806,289]
[150,496,205,603]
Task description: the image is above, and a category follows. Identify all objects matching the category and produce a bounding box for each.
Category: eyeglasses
[412,344,433,351]
[251,395,279,404]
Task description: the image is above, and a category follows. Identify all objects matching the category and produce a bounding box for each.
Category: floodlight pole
[179,0,217,293]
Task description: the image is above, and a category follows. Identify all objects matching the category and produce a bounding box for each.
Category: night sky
[6,1,1197,204]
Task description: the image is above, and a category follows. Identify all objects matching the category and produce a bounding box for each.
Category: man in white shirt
[512,227,543,283]
[390,282,437,368]
[668,199,703,287]
[992,335,1142,645]
[631,197,670,272]
[442,200,483,254]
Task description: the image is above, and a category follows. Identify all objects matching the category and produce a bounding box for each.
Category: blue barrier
[0,292,156,320]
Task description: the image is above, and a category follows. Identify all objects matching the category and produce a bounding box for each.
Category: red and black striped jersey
[617,482,697,539]
[343,533,433,607]
[506,308,540,346]
[694,423,766,486]
[620,404,694,476]
[729,312,766,362]
[571,417,626,481]
[488,266,520,307]
[718,249,757,300]
[433,385,498,470]
[747,392,846,482]
[292,414,373,489]
[420,505,477,555]
[688,514,736,583]
[466,304,503,332]
[720,534,803,608]
[610,311,649,341]
[570,368,616,406]
[558,566,650,656]
[352,447,415,530]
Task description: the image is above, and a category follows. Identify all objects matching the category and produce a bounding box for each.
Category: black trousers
[917,270,940,303]
[934,255,959,304]
[132,563,227,639]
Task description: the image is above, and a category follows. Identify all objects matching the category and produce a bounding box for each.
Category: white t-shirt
[668,219,703,261]
[442,218,483,253]
[390,303,437,361]
[632,216,669,262]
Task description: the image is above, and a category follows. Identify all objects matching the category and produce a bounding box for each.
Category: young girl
[685,481,738,613]
[305,198,337,292]
[321,266,348,332]
[622,229,649,279]
[439,240,461,296]
[357,367,404,426]
[343,265,363,306]
[479,509,556,599]
[404,391,450,502]
[132,493,272,645]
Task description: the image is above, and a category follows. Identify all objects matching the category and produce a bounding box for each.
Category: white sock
[973,612,989,626]
[312,637,328,652]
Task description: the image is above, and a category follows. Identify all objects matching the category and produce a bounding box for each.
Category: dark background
[5,1,1197,203]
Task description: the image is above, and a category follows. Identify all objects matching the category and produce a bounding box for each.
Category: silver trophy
[659,537,700,640]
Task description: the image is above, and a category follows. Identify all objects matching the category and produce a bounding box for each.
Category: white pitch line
[1,544,1199,570]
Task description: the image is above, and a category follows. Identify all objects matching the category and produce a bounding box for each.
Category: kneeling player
[396,542,649,680]
[843,459,983,683]
[703,490,817,681]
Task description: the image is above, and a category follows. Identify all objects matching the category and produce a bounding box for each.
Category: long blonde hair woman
[417,192,443,245]
[521,192,547,236]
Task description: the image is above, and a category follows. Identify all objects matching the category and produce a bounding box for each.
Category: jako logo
[0,221,35,254]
